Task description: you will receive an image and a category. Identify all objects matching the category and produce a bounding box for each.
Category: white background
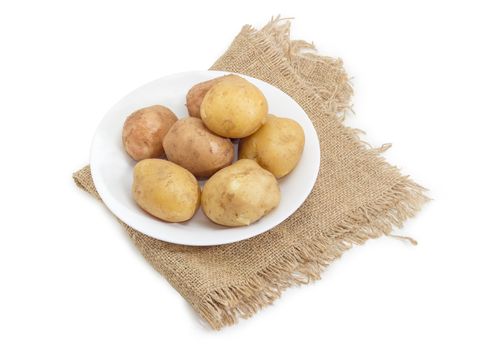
[1,1,484,349]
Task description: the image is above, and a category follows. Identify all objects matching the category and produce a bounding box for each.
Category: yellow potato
[185,75,237,118]
[200,77,268,138]
[122,105,178,161]
[132,159,200,222]
[201,159,280,227]
[239,115,305,178]
[163,117,234,178]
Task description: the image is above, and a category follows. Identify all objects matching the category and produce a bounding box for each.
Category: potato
[201,159,280,227]
[163,117,234,178]
[200,76,268,138]
[132,159,200,222]
[122,105,177,161]
[239,115,305,178]
[186,75,237,118]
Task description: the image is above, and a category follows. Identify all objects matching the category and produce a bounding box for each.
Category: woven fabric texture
[73,18,428,330]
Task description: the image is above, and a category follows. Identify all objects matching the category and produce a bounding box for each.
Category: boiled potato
[122,105,178,161]
[163,117,234,178]
[132,159,200,222]
[239,115,305,178]
[200,76,268,138]
[186,74,237,118]
[201,159,280,227]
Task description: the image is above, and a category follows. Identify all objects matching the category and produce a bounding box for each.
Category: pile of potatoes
[123,74,305,227]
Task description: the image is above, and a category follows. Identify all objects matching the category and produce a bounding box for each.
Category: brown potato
[163,117,234,178]
[186,75,237,118]
[122,105,177,161]
[201,159,280,227]
[200,76,268,138]
[239,115,305,178]
[132,159,200,222]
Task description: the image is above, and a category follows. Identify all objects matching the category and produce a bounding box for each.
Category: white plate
[90,71,320,246]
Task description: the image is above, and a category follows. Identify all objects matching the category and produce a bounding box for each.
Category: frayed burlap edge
[73,17,429,330]
[198,180,427,328]
[260,16,354,116]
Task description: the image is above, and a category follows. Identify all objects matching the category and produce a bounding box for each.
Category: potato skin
[122,105,178,161]
[201,159,280,227]
[239,115,305,178]
[132,159,200,222]
[186,75,236,118]
[163,117,234,178]
[200,77,268,138]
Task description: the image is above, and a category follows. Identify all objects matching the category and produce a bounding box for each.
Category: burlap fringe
[261,16,354,117]
[199,17,429,330]
[198,179,428,329]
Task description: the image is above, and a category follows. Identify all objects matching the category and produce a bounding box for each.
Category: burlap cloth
[73,18,428,329]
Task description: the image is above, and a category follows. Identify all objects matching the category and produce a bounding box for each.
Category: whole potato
[239,115,305,178]
[163,117,234,178]
[186,74,237,118]
[200,77,268,138]
[201,159,280,227]
[132,159,200,222]
[122,105,177,161]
